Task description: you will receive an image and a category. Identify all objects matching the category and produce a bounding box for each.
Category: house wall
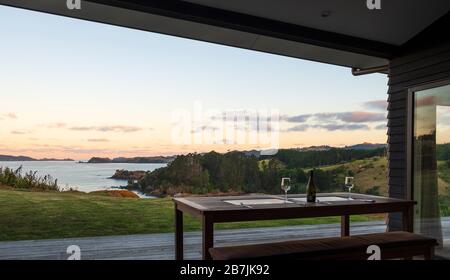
[387,41,450,230]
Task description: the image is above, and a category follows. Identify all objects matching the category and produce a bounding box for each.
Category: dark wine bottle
[306,170,316,202]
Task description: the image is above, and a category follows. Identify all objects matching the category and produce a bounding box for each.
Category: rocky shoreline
[110,169,147,180]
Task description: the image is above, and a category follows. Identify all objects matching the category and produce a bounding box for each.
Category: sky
[0,5,390,160]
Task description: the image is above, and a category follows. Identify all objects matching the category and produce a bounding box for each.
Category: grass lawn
[0,187,384,241]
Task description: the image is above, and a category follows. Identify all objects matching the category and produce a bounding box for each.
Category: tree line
[137,147,386,196]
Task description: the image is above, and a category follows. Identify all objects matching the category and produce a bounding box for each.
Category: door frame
[406,78,450,204]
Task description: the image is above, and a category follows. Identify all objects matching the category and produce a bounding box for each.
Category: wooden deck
[0,221,387,260]
[1,219,449,260]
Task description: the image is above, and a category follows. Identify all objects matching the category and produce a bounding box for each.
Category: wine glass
[345,176,354,200]
[281,177,291,203]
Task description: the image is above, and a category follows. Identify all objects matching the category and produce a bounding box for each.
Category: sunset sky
[0,5,390,160]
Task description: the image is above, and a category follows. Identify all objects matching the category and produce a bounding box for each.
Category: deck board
[1,218,450,260]
[0,221,387,260]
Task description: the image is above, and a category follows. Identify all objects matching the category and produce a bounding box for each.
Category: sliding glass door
[413,83,450,257]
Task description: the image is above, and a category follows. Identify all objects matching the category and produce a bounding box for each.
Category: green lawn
[0,188,382,241]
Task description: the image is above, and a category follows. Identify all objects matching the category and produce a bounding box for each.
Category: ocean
[0,161,167,197]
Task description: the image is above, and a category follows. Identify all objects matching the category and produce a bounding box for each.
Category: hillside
[345,143,387,150]
[315,157,450,197]
[314,157,388,196]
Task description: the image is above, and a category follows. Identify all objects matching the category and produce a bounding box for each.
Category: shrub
[0,166,59,191]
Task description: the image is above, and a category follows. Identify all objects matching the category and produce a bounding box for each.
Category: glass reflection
[414,84,450,257]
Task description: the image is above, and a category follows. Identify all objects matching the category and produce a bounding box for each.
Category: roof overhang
[0,0,449,69]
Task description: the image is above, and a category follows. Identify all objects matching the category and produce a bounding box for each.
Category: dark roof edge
[85,0,398,59]
[400,11,450,55]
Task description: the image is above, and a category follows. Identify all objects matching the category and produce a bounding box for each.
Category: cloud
[363,100,388,111]
[211,110,279,123]
[7,113,17,119]
[337,112,385,123]
[415,96,436,107]
[374,124,387,130]
[286,124,310,132]
[190,125,220,134]
[87,138,110,142]
[287,124,369,132]
[285,111,385,123]
[284,114,311,123]
[0,144,161,158]
[45,122,67,128]
[42,123,145,133]
[69,125,142,133]
[0,112,17,120]
[11,130,31,135]
[317,124,370,131]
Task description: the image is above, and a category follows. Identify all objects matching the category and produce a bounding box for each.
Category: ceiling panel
[0,0,389,68]
[183,0,450,45]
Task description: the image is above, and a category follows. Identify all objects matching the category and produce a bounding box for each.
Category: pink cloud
[0,112,17,120]
[11,130,31,135]
[69,125,142,133]
[338,112,385,123]
[87,138,110,142]
[363,100,388,111]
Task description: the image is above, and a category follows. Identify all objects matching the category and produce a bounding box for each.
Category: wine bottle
[306,170,316,202]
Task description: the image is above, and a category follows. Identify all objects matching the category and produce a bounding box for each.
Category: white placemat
[224,198,292,206]
[291,196,348,202]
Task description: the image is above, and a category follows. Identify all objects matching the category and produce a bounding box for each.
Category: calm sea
[0,161,166,197]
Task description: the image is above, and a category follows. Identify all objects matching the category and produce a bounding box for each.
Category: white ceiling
[183,0,450,45]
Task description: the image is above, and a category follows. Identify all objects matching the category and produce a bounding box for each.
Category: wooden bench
[209,231,438,260]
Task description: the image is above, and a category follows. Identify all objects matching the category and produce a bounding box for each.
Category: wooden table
[173,193,415,260]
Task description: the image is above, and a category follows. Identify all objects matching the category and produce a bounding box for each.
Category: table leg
[341,215,350,237]
[202,215,214,260]
[402,206,414,232]
[175,206,183,260]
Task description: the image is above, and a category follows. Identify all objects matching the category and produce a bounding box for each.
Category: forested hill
[134,144,450,196]
[262,148,386,169]
[136,147,386,196]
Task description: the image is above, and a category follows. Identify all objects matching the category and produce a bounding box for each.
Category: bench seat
[209,231,438,260]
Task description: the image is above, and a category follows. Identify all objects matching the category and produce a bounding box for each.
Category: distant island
[1,143,386,164]
[85,156,176,164]
[0,155,74,162]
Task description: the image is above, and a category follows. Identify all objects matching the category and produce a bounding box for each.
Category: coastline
[0,161,166,195]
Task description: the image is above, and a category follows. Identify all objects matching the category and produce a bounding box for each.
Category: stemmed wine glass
[281,177,291,203]
[345,176,354,200]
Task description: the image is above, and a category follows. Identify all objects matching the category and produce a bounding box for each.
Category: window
[413,82,450,257]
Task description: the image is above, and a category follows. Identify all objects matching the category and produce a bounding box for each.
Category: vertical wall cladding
[387,42,450,230]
